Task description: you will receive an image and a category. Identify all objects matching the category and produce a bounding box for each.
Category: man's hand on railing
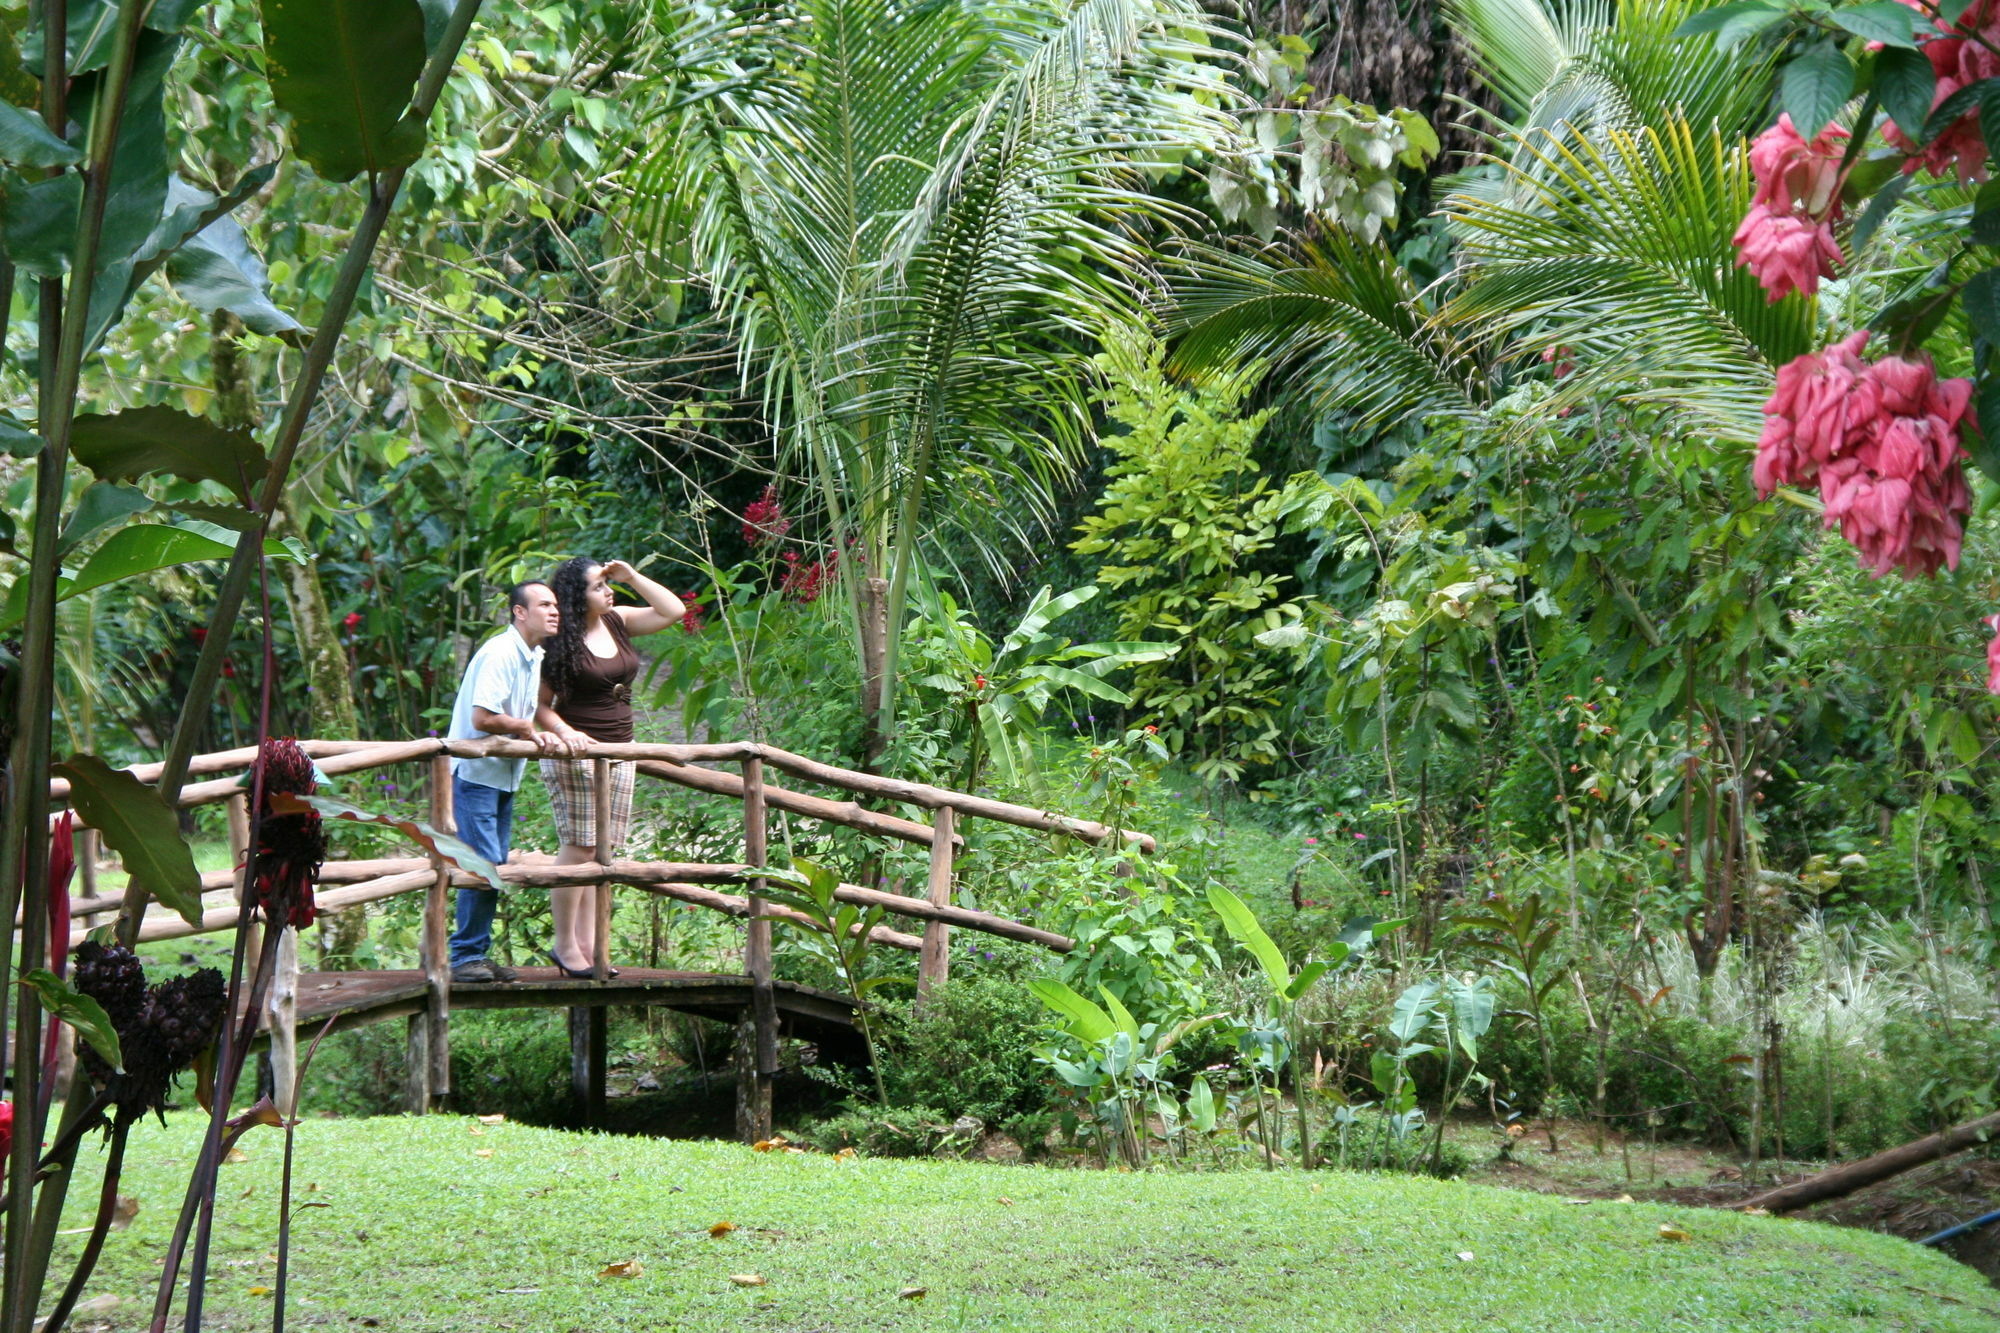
[532,729,571,757]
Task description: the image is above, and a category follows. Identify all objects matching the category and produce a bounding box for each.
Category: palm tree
[625,0,1243,765]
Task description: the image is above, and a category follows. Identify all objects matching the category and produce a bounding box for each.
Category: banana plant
[1207,885,1404,1169]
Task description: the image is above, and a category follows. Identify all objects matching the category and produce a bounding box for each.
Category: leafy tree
[1072,329,1306,781]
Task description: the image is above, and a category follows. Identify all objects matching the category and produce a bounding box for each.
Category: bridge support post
[410,755,454,1113]
[916,807,955,1010]
[738,756,775,1143]
[569,1007,605,1124]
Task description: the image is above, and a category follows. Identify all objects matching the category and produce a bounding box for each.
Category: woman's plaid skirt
[539,756,637,853]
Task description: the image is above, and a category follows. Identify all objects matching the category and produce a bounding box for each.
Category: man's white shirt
[447,626,543,792]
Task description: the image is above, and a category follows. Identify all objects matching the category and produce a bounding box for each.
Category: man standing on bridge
[445,581,579,983]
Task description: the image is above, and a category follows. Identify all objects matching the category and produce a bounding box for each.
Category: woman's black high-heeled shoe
[550,951,618,980]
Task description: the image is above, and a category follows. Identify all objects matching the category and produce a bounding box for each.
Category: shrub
[796,1104,960,1157]
[884,973,1051,1125]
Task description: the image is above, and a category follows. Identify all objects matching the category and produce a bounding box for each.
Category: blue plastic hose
[1918,1208,2000,1248]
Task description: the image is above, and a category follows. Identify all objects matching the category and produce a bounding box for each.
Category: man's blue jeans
[449,774,513,967]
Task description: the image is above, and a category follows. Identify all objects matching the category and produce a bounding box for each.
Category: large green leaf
[58,482,153,554]
[1781,42,1854,137]
[0,103,81,168]
[20,970,123,1073]
[71,406,268,503]
[2,170,81,277]
[1025,978,1117,1044]
[0,523,304,629]
[164,207,303,336]
[263,0,429,182]
[75,29,178,272]
[53,754,205,927]
[1206,884,1293,997]
[273,793,502,888]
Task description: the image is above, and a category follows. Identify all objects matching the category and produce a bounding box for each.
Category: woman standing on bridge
[536,555,684,977]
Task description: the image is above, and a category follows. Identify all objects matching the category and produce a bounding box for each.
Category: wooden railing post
[410,756,453,1113]
[736,755,775,1143]
[916,807,955,1010]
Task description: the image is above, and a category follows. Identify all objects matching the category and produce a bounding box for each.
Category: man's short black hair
[507,580,551,616]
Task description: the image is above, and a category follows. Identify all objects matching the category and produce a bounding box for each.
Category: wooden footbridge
[48,738,1152,1140]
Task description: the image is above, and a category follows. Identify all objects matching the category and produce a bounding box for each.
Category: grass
[48,1115,1999,1331]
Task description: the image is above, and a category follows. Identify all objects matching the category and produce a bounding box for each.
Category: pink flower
[1541,345,1576,379]
[1758,333,1975,578]
[1754,330,1871,494]
[1748,114,1850,217]
[1733,204,1842,301]
[1985,614,2000,694]
[742,485,790,548]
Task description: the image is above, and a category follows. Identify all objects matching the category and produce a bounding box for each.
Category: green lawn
[47,1116,1998,1331]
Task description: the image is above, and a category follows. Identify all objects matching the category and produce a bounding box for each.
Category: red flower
[781,549,837,603]
[342,612,362,632]
[249,738,326,929]
[974,675,988,688]
[0,1101,12,1160]
[190,627,208,643]
[680,593,706,635]
[742,485,791,548]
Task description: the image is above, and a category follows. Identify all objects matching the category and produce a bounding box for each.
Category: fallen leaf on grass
[1657,1224,1691,1243]
[1455,1252,1474,1262]
[224,1148,248,1165]
[752,1137,789,1153]
[72,1296,120,1316]
[248,1286,272,1297]
[1562,1198,1592,1206]
[729,1274,766,1287]
[996,1196,1014,1207]
[474,1149,495,1159]
[1613,1194,1634,1204]
[898,1287,927,1301]
[708,1221,738,1238]
[598,1260,643,1279]
[469,1125,485,1137]
[833,1148,856,1162]
[1740,1207,1770,1217]
[238,1186,254,1200]
[478,1114,507,1125]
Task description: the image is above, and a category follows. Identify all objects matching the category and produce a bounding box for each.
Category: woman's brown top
[553,613,640,743]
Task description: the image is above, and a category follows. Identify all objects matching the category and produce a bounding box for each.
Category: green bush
[884,972,1051,1125]
[796,1104,960,1157]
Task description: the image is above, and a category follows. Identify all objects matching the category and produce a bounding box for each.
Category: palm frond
[1444,117,1816,441]
[1168,232,1489,429]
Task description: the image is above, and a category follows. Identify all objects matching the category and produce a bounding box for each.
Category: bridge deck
[273,968,866,1063]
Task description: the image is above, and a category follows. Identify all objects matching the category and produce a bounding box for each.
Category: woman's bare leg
[550,843,595,968]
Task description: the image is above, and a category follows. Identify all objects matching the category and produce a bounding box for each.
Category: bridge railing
[45,736,1150,1135]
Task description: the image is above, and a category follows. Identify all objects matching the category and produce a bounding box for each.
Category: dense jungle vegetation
[3,0,2000,1324]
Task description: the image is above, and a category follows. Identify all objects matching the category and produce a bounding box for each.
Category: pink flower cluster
[1883,0,1999,182]
[1733,114,1849,301]
[1756,330,1973,579]
[1985,614,2000,694]
[742,484,791,548]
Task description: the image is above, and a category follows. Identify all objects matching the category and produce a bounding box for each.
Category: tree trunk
[856,576,888,773]
[1737,1110,2000,1214]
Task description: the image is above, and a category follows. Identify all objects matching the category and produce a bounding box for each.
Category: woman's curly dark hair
[542,555,600,703]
